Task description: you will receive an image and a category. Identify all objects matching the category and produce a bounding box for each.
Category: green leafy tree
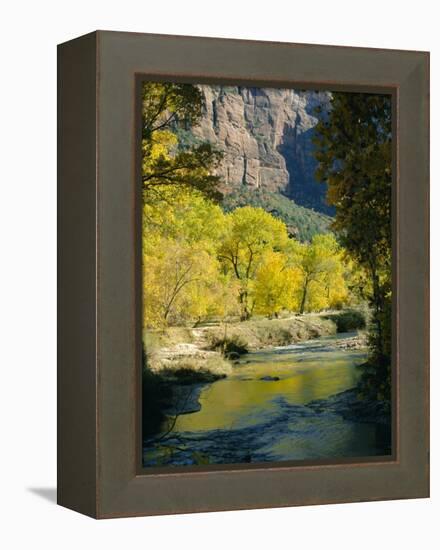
[313,92,392,398]
[142,82,223,203]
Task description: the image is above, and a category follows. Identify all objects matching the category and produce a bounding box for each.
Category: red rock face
[191,85,332,214]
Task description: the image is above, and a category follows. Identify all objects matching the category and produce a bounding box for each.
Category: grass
[206,315,336,350]
[156,355,232,384]
[143,326,194,349]
[144,314,339,366]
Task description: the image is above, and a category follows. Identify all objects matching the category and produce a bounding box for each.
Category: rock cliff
[192,85,332,214]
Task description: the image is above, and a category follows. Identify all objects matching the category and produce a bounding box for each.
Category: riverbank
[144,311,362,376]
[142,311,369,443]
[143,330,393,466]
[156,332,370,420]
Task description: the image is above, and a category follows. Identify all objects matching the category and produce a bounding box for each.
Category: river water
[143,333,391,466]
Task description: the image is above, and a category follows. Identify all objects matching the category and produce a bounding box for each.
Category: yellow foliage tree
[142,188,239,328]
[217,206,289,320]
[253,251,303,317]
[142,189,352,328]
[143,186,225,251]
[288,233,349,314]
[143,238,222,328]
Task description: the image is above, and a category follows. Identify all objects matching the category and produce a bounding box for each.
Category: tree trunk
[239,290,251,321]
[299,279,309,315]
[222,322,228,355]
[370,261,384,361]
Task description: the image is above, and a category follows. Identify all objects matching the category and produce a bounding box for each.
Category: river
[143,332,391,467]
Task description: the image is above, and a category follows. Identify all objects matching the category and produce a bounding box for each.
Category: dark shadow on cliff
[277,123,334,216]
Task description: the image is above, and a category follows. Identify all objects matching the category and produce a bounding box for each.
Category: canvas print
[141,82,392,467]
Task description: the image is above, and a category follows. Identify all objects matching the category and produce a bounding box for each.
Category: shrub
[327,309,366,333]
[356,360,391,404]
[208,334,249,357]
[161,367,224,384]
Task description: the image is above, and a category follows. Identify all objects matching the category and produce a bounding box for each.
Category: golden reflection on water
[174,345,366,432]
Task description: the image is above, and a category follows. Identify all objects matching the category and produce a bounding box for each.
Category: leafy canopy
[142,83,223,203]
[217,206,289,319]
[313,92,392,398]
[143,192,353,327]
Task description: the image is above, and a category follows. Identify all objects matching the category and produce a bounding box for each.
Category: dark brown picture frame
[58,30,429,519]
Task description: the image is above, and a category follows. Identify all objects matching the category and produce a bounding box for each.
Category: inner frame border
[134,73,399,477]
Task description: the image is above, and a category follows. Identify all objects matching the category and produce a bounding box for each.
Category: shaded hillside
[222,189,331,242]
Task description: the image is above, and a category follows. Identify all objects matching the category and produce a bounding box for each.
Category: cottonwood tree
[143,238,220,327]
[217,206,289,320]
[253,250,302,318]
[289,234,348,314]
[142,188,228,328]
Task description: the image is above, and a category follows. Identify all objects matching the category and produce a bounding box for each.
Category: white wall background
[0,0,437,547]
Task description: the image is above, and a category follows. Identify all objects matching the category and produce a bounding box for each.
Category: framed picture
[58,31,429,518]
